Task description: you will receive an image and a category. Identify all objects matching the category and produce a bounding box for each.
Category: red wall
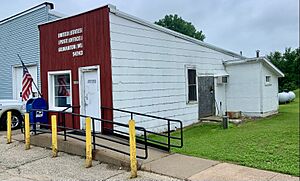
[39,6,113,132]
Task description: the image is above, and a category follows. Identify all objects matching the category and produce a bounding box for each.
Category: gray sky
[1,0,299,57]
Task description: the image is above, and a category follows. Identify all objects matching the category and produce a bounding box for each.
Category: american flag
[22,68,33,101]
[58,76,70,96]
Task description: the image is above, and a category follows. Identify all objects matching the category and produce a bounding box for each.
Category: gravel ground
[0,132,180,181]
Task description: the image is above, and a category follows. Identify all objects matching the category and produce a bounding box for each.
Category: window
[48,71,72,109]
[54,74,71,107]
[222,76,228,83]
[12,65,38,101]
[187,69,197,102]
[265,76,271,85]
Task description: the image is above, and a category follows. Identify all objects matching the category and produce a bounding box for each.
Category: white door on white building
[80,67,101,132]
[12,65,38,101]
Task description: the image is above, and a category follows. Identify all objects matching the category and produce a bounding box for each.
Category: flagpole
[17,54,42,98]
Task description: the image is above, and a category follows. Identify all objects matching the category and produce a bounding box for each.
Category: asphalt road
[0,131,180,181]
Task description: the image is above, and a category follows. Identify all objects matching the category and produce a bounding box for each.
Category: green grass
[171,89,299,176]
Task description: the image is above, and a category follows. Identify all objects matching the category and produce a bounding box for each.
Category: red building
[39,6,112,132]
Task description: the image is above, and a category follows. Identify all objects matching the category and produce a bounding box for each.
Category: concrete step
[200,116,222,123]
[200,116,244,125]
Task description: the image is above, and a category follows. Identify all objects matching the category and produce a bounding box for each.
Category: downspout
[46,5,49,21]
[225,81,228,116]
[223,61,228,116]
[259,61,263,114]
[41,4,54,92]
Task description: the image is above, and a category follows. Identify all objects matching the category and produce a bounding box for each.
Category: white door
[80,69,101,132]
[13,65,38,101]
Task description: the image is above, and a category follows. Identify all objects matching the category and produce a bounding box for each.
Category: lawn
[172,89,299,176]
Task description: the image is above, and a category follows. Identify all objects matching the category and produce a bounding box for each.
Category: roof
[224,57,285,77]
[108,5,244,59]
[39,4,244,59]
[38,5,109,27]
[0,2,54,25]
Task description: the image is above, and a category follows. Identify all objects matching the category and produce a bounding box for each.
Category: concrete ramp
[14,132,170,169]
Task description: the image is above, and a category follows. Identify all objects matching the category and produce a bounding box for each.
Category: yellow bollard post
[7,111,12,144]
[129,119,137,178]
[85,117,92,168]
[25,113,30,150]
[51,115,58,157]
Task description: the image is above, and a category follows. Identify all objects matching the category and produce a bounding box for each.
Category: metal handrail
[101,106,183,151]
[101,106,182,123]
[61,105,80,112]
[27,109,148,159]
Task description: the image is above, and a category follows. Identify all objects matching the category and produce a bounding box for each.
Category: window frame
[12,63,38,101]
[48,70,72,111]
[265,75,272,86]
[222,76,228,84]
[186,66,198,104]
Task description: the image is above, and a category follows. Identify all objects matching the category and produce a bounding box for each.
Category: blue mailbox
[26,98,48,123]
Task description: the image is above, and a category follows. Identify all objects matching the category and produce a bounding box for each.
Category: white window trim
[185,65,198,104]
[48,70,72,111]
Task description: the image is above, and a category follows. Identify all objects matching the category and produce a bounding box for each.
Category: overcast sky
[1,0,299,57]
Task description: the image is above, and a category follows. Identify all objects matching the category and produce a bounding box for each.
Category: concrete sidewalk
[143,152,299,181]
[10,131,299,181]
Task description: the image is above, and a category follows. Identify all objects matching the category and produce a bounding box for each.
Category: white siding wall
[226,62,280,117]
[109,13,235,132]
[225,62,261,115]
[261,63,279,115]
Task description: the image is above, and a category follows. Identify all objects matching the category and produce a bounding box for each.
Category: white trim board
[47,70,72,111]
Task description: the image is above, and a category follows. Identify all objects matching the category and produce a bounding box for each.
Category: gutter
[224,57,284,77]
[0,2,54,25]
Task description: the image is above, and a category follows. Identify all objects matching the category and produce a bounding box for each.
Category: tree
[155,14,206,41]
[268,48,300,92]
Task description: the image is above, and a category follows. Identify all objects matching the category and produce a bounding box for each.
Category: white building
[38,4,284,133]
[225,57,284,117]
